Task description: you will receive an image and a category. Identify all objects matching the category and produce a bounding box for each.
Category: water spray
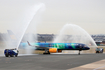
[16,3,45,50]
[54,23,97,47]
[54,23,97,53]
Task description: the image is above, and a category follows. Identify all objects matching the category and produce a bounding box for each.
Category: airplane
[24,41,90,55]
[7,30,90,55]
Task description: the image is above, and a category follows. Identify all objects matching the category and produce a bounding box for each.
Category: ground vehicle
[4,48,19,57]
[95,48,103,53]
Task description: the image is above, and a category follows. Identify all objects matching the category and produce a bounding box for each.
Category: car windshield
[95,48,100,51]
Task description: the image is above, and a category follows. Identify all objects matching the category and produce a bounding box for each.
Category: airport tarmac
[0,54,105,70]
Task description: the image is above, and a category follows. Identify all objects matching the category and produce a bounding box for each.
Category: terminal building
[91,34,105,46]
[0,33,105,46]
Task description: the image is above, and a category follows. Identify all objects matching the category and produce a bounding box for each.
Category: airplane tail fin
[7,30,17,40]
[27,41,31,46]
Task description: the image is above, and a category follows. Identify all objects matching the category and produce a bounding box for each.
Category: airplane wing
[27,41,50,50]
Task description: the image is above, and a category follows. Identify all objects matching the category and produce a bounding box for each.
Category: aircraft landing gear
[43,50,50,54]
[78,50,81,55]
[43,52,50,54]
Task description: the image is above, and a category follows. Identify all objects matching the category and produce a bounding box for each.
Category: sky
[0,0,105,34]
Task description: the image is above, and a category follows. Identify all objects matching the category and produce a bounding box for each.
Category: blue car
[4,48,19,57]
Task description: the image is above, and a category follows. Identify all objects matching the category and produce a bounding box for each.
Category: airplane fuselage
[20,42,90,50]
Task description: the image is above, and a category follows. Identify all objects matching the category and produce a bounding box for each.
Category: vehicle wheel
[15,54,18,57]
[5,54,9,57]
[17,53,18,56]
[96,51,99,53]
[15,55,17,57]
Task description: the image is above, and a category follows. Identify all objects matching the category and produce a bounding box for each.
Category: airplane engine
[49,48,57,53]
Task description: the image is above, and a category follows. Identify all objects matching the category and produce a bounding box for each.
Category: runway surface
[0,54,105,70]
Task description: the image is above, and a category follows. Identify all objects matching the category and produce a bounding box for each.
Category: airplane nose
[85,47,90,50]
